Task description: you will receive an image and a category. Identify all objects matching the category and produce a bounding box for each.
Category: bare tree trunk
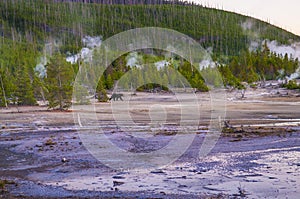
[241,89,245,98]
[58,73,63,110]
[0,73,8,108]
[40,87,46,103]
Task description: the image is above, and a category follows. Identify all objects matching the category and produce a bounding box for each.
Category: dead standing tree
[235,82,248,99]
[0,72,8,108]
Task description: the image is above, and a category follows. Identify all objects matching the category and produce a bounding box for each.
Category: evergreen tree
[45,53,74,110]
[73,83,90,105]
[105,74,114,89]
[96,77,108,102]
[15,65,37,106]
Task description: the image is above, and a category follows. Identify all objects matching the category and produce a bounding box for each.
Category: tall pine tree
[45,53,74,110]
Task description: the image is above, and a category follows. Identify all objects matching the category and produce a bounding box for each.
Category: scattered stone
[113,181,124,187]
[198,167,208,173]
[159,191,166,195]
[188,169,198,173]
[230,138,242,142]
[268,176,277,180]
[155,130,177,136]
[45,139,56,146]
[245,179,260,182]
[265,115,278,119]
[150,170,165,174]
[112,176,125,179]
[178,184,188,188]
[116,171,129,175]
[236,174,262,178]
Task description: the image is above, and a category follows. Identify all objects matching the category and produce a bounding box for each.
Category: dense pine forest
[0,0,299,109]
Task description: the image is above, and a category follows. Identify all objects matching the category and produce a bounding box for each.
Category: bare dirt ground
[0,86,300,198]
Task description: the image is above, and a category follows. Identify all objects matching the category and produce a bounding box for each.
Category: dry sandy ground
[0,87,300,198]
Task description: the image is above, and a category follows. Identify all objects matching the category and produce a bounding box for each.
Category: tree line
[1,42,298,109]
[0,1,299,109]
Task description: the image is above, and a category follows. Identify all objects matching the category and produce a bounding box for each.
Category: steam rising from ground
[241,20,253,31]
[266,40,300,80]
[287,67,300,81]
[35,57,47,78]
[199,47,217,70]
[66,36,102,64]
[34,36,102,78]
[266,40,300,59]
[241,19,261,52]
[154,60,170,69]
[125,52,170,70]
[82,36,102,49]
[126,52,143,68]
[35,31,299,82]
[34,38,61,78]
[241,20,300,81]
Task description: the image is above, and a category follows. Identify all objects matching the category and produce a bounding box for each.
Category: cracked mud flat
[1,88,300,198]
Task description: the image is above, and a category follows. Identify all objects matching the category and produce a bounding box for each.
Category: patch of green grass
[0,179,16,191]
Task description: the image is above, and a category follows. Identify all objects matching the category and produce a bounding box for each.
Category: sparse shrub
[0,179,16,191]
[0,180,5,190]
[45,138,57,146]
[237,184,247,197]
[283,80,300,89]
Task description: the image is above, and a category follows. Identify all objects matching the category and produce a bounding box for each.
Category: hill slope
[1,0,299,56]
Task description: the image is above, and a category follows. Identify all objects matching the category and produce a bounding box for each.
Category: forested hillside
[1,0,299,55]
[0,0,299,109]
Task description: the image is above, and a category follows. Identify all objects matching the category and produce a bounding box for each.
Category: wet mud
[1,89,300,198]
